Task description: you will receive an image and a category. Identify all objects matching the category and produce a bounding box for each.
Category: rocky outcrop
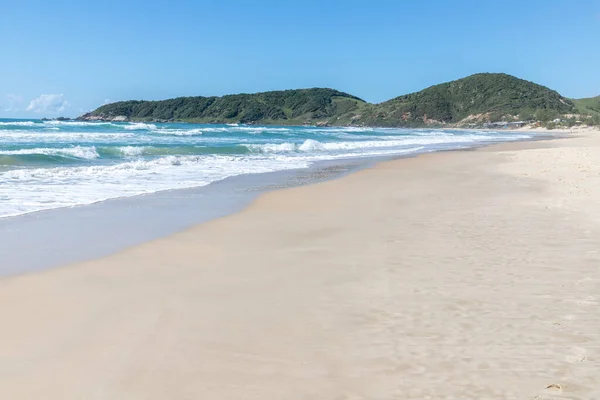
[78,113,128,122]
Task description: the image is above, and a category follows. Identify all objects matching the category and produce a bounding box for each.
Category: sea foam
[0,146,99,159]
[124,123,158,130]
[0,120,531,218]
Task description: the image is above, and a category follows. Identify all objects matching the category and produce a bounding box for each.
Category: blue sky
[1,0,599,117]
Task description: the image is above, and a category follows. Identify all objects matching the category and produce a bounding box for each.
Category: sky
[1,0,599,118]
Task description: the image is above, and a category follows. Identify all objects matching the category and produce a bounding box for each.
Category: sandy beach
[0,131,599,399]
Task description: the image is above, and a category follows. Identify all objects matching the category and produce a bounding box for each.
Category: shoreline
[1,129,599,398]
[0,131,549,276]
[74,116,600,134]
[0,156,371,276]
[0,123,539,223]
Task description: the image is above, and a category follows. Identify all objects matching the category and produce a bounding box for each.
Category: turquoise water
[0,119,530,218]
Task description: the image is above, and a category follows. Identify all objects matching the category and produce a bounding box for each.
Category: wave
[43,121,117,127]
[236,126,291,132]
[0,121,37,127]
[0,131,135,142]
[0,154,311,218]
[245,142,298,153]
[283,146,427,163]
[151,128,205,136]
[194,126,292,134]
[1,154,307,183]
[245,138,400,153]
[124,122,157,130]
[118,146,147,157]
[243,134,527,154]
[0,145,251,165]
[0,125,532,219]
[303,126,375,134]
[0,146,99,160]
[112,145,250,157]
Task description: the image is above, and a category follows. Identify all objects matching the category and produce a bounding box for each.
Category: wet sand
[0,132,599,399]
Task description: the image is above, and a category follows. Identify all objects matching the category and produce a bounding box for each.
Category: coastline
[1,129,599,398]
[0,129,546,276]
[76,114,600,134]
[0,156,370,276]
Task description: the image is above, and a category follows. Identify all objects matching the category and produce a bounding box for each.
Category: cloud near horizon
[26,94,70,114]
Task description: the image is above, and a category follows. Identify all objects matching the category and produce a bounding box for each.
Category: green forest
[80,73,599,127]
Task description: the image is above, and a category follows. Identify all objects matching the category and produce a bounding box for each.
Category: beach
[0,130,599,399]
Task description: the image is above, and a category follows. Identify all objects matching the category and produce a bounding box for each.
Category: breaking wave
[0,119,532,218]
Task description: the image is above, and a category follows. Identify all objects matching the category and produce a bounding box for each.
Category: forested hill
[355,73,575,126]
[572,96,600,116]
[80,73,590,126]
[79,88,366,125]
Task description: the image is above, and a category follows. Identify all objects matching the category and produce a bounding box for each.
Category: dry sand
[516,124,600,135]
[0,132,599,399]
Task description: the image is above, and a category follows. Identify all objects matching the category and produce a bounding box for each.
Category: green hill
[572,96,600,116]
[79,73,579,126]
[350,73,575,126]
[80,88,366,125]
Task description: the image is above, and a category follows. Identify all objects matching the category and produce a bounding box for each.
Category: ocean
[0,119,531,219]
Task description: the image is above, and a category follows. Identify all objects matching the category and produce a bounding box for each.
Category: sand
[0,132,599,399]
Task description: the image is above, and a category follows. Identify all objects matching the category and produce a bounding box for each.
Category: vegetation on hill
[573,96,600,116]
[81,89,365,125]
[81,73,594,127]
[564,96,600,127]
[349,73,575,126]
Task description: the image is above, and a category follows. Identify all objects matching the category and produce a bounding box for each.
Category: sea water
[0,119,531,219]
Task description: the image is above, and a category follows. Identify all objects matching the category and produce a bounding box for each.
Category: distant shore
[78,73,599,129]
[76,114,600,134]
[0,129,599,398]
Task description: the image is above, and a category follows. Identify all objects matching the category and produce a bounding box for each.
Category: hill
[349,73,575,126]
[572,96,600,116]
[79,88,366,125]
[79,73,579,126]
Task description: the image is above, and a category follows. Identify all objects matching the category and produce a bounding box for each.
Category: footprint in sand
[544,383,564,395]
[532,384,564,399]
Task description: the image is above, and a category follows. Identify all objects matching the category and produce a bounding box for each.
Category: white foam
[303,126,374,134]
[247,142,298,152]
[245,134,529,154]
[152,128,204,136]
[0,146,99,159]
[0,131,136,143]
[124,123,157,130]
[43,121,116,127]
[276,146,426,163]
[0,154,309,218]
[0,121,37,126]
[298,139,324,151]
[192,127,228,133]
[0,123,531,219]
[199,126,292,134]
[119,146,147,156]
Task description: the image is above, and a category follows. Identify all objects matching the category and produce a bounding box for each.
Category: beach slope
[0,133,599,399]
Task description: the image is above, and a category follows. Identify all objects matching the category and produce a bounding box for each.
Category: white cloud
[27,94,71,114]
[3,94,24,112]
